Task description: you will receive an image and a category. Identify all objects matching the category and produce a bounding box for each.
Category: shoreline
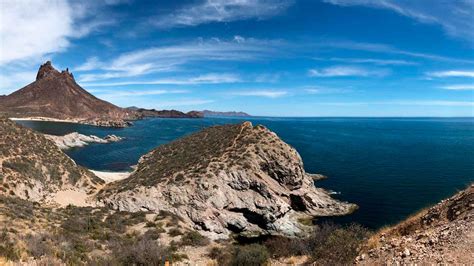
[91,170,131,183]
[9,116,133,128]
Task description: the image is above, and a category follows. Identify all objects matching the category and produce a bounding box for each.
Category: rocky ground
[357,184,474,264]
[44,132,123,149]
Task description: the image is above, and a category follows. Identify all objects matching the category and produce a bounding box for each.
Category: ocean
[17,117,474,229]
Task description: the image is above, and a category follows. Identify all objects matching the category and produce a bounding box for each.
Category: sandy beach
[91,170,131,183]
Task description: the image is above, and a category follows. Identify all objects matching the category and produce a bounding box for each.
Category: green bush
[179,231,210,246]
[231,244,269,266]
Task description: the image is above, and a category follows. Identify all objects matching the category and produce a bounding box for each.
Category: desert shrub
[0,229,20,261]
[111,238,168,265]
[168,228,183,237]
[264,235,309,258]
[179,231,210,246]
[25,233,54,258]
[143,229,161,240]
[231,244,269,266]
[309,223,370,264]
[145,221,156,227]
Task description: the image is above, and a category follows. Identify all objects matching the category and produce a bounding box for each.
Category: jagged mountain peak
[36,60,73,81]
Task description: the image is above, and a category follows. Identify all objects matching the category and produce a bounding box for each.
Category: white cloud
[316,57,418,66]
[321,101,474,107]
[427,70,474,78]
[0,1,73,65]
[232,90,288,98]
[153,99,215,107]
[82,73,242,86]
[440,84,474,90]
[74,37,280,82]
[151,0,292,28]
[304,86,352,94]
[320,41,474,64]
[0,71,36,94]
[323,0,474,44]
[91,89,189,97]
[308,66,390,77]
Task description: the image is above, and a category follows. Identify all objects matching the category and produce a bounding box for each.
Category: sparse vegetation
[179,231,210,246]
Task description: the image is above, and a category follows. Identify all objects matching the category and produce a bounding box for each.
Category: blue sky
[1,0,473,116]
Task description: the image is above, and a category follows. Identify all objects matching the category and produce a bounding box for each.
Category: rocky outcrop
[98,122,355,239]
[44,132,123,149]
[357,184,474,264]
[0,118,103,202]
[0,61,138,127]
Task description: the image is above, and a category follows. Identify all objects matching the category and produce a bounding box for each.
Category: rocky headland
[44,132,123,150]
[98,121,356,239]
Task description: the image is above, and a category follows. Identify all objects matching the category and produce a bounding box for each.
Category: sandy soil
[52,189,91,207]
[91,170,131,183]
[9,117,83,124]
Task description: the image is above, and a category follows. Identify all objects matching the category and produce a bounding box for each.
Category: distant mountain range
[126,107,203,118]
[201,110,251,117]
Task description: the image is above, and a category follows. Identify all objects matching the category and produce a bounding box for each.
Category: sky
[0,0,473,117]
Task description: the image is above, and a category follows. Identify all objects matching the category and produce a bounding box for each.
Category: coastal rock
[0,118,103,202]
[44,132,123,149]
[98,122,356,239]
[358,184,474,264]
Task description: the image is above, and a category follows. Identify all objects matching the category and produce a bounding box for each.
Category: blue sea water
[17,117,474,229]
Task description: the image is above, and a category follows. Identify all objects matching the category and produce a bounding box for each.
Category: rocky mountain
[357,184,473,264]
[0,61,136,127]
[202,110,251,117]
[98,121,356,239]
[129,107,204,118]
[0,117,103,203]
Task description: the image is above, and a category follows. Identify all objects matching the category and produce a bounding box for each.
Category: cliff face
[358,184,474,264]
[0,118,103,202]
[0,61,136,126]
[98,122,355,239]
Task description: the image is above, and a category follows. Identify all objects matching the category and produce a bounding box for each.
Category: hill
[0,61,136,127]
[357,184,473,264]
[0,117,103,203]
[128,107,204,118]
[202,110,251,117]
[98,121,356,239]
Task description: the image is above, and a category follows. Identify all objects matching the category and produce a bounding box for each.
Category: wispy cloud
[319,41,474,64]
[82,73,241,87]
[440,84,474,90]
[308,66,390,77]
[321,101,474,107]
[90,89,189,97]
[314,57,418,66]
[323,0,474,44]
[427,70,474,78]
[151,0,293,28]
[153,99,215,108]
[75,37,281,82]
[232,90,288,98]
[304,86,352,94]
